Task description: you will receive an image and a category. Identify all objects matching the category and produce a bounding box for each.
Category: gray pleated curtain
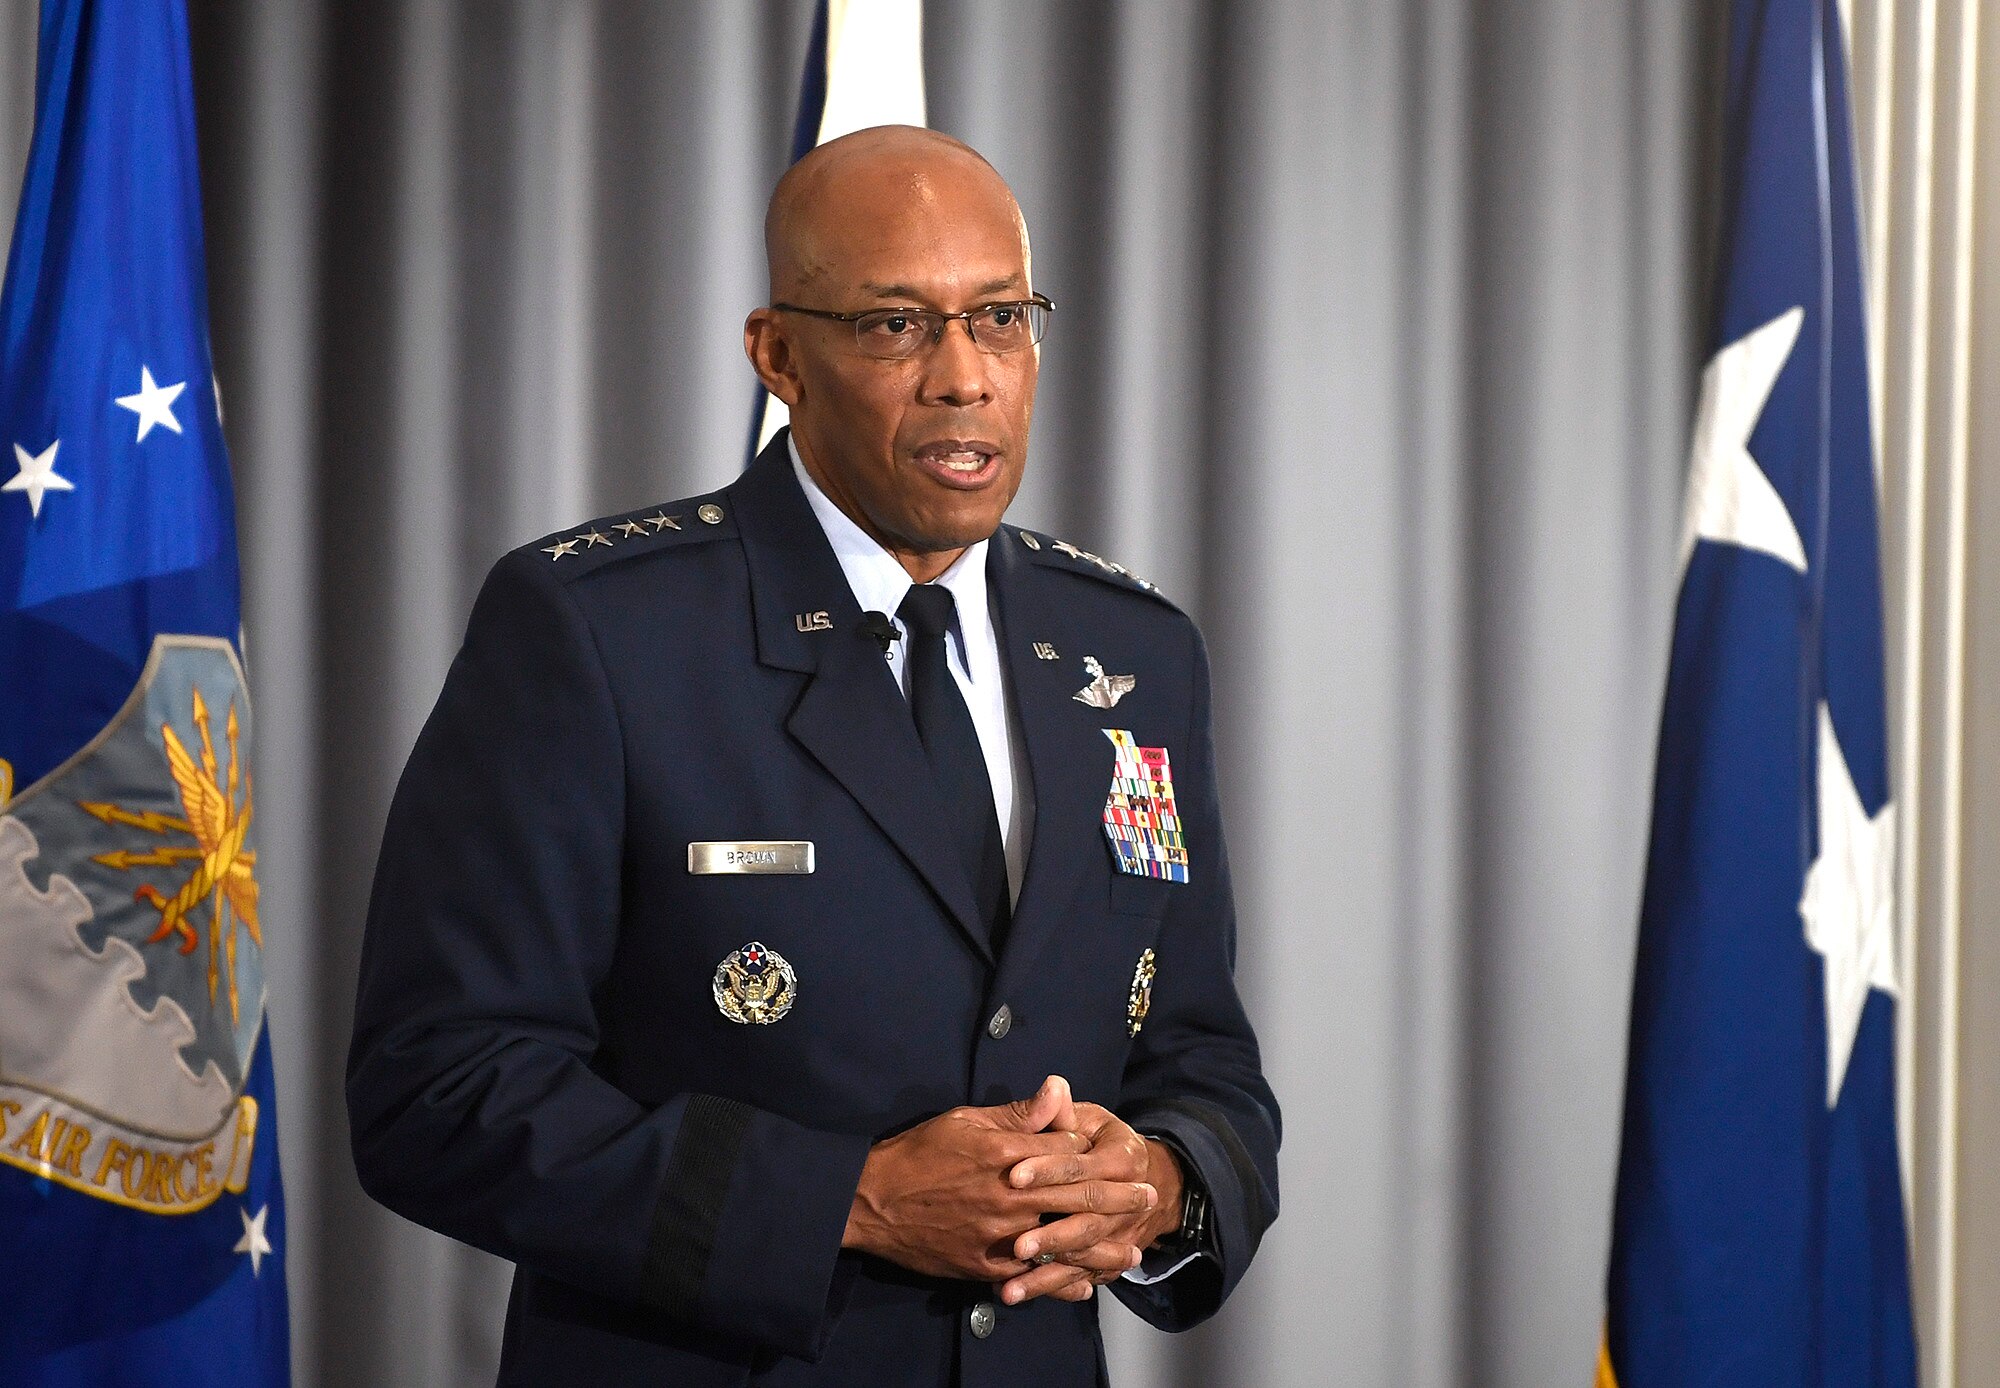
[0,2,1720,1384]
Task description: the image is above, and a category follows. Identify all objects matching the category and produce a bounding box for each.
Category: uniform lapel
[987,532,1118,981]
[733,438,993,965]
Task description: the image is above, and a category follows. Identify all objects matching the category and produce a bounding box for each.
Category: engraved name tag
[687,841,815,875]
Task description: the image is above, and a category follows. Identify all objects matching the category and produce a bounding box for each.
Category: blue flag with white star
[1602,2,1916,1384]
[0,1,290,1382]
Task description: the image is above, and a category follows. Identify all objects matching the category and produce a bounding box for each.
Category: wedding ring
[1036,1251,1057,1266]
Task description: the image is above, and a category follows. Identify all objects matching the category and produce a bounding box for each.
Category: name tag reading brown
[687,841,815,875]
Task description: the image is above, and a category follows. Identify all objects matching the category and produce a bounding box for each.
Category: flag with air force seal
[1603,1,1916,1384]
[0,1,290,1382]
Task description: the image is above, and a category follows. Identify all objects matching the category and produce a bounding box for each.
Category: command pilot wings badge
[1073,655,1136,709]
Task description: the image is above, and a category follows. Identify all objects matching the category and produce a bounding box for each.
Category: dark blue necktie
[897,583,1010,953]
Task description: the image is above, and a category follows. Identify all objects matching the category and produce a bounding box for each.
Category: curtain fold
[0,2,1719,1383]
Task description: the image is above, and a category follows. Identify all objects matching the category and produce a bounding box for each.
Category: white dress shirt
[790,441,1034,903]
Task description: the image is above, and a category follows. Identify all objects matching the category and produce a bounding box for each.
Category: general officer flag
[750,0,927,460]
[1602,1,1915,1384]
[0,1,290,1383]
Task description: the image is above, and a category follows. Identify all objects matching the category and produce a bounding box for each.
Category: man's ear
[744,309,805,408]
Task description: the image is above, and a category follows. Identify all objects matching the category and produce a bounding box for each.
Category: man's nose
[918,318,993,406]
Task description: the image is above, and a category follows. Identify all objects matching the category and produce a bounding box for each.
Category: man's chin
[911,519,1006,554]
[887,501,1010,554]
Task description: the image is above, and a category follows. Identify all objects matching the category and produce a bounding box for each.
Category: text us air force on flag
[0,1,291,1384]
[1602,2,1916,1386]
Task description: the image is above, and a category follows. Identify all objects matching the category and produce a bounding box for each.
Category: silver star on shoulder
[646,512,681,532]
[1051,538,1146,584]
[115,365,187,442]
[234,1203,274,1276]
[1799,702,1897,1109]
[615,520,648,538]
[580,529,612,548]
[542,537,579,560]
[4,440,71,517]
[1052,539,1109,571]
[1073,655,1137,709]
[1680,307,1808,576]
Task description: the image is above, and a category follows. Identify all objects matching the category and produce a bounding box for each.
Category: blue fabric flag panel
[1605,1,1917,1384]
[0,1,290,1382]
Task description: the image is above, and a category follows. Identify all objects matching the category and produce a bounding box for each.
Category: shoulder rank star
[713,940,797,1024]
[1073,655,1136,709]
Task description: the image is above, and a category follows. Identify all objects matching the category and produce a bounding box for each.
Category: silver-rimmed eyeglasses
[772,294,1055,360]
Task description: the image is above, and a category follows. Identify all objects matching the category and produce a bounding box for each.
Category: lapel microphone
[858,610,900,656]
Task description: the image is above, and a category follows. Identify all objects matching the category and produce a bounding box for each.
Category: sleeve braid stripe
[642,1093,756,1318]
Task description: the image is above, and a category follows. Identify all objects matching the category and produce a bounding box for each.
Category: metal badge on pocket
[1128,948,1157,1037]
[687,841,814,875]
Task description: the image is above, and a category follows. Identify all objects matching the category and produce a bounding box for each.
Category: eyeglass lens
[851,302,1048,359]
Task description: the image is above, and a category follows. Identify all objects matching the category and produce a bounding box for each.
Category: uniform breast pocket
[1107,869,1177,919]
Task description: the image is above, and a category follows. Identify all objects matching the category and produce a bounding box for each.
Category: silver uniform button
[698,502,724,524]
[968,1301,997,1339]
[986,1005,1012,1039]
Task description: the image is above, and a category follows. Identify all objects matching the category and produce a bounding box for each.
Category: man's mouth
[911,439,1001,488]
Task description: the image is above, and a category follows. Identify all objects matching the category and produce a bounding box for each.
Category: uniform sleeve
[1111,626,1281,1331]
[345,551,870,1361]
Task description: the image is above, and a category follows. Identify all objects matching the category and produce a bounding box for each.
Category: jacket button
[986,1004,1013,1039]
[968,1301,997,1339]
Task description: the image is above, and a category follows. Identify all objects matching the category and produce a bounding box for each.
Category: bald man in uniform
[348,127,1279,1387]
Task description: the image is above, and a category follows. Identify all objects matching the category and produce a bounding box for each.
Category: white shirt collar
[789,435,991,672]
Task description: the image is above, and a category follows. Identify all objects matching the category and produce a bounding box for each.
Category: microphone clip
[858,610,900,658]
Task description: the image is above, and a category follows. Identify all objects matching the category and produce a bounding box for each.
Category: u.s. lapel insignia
[1101,729,1190,882]
[1032,641,1059,661]
[1127,948,1157,1037]
[713,941,797,1024]
[794,610,832,632]
[1073,655,1136,709]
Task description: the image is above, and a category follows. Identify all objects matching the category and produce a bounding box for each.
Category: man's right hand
[842,1076,1158,1284]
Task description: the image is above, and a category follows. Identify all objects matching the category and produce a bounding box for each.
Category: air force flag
[0,1,290,1382]
[1603,1,1917,1384]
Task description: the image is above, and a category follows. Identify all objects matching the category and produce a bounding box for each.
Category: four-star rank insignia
[712,940,797,1025]
[1128,948,1157,1037]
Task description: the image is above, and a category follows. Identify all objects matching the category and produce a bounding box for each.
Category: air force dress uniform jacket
[346,436,1281,1386]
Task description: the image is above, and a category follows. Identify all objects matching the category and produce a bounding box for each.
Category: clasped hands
[842,1075,1183,1306]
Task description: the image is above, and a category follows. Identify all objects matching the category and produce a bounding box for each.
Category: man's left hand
[995,1104,1185,1306]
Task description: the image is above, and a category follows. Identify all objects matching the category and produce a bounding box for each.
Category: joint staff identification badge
[1101,729,1190,883]
[713,941,797,1024]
